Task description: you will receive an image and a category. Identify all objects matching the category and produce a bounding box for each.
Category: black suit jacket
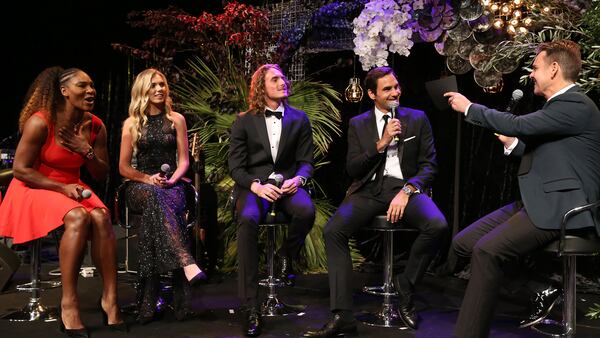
[466,86,600,233]
[346,107,438,196]
[228,105,314,189]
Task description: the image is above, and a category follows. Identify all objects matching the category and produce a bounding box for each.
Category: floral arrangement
[352,0,424,70]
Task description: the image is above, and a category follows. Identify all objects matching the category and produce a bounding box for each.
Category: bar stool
[258,212,305,317]
[532,200,600,337]
[357,215,418,328]
[1,238,61,321]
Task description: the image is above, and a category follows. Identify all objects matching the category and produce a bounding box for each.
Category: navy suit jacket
[345,107,438,196]
[466,86,600,233]
[228,104,314,190]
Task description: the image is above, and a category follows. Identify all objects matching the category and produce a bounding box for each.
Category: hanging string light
[480,0,542,35]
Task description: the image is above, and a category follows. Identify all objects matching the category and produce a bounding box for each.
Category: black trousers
[235,186,315,308]
[324,178,447,311]
[452,201,559,338]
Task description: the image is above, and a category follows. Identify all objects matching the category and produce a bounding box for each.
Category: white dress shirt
[265,103,285,162]
[372,106,403,180]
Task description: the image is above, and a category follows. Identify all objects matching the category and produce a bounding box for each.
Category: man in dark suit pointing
[228,64,315,337]
[302,66,447,337]
[445,40,600,338]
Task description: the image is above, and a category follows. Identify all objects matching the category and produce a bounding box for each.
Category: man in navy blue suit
[446,40,600,338]
[302,66,448,337]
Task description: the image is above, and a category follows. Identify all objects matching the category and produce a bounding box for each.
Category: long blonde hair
[127,68,174,151]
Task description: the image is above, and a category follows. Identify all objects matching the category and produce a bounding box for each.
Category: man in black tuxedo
[445,40,600,338]
[228,64,315,337]
[302,66,447,337]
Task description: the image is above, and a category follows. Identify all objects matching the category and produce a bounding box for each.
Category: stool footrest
[532,318,574,337]
[259,278,285,288]
[261,296,305,317]
[16,280,61,292]
[362,285,397,296]
[1,298,59,322]
[356,309,409,329]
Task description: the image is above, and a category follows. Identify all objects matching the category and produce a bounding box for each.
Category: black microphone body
[269,174,284,217]
[504,89,524,113]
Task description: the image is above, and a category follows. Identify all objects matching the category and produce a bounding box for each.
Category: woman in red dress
[0,67,126,336]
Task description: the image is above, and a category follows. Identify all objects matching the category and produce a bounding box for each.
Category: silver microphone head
[273,174,284,186]
[387,101,399,111]
[512,89,524,101]
[160,163,171,174]
[81,189,92,199]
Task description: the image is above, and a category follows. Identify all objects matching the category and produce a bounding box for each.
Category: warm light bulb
[518,26,528,34]
[510,19,519,26]
[507,25,516,34]
[491,4,499,11]
[543,6,550,13]
[524,17,532,26]
[513,10,522,17]
[513,0,522,5]
[494,19,505,29]
[345,77,363,103]
[502,5,511,14]
[482,0,491,6]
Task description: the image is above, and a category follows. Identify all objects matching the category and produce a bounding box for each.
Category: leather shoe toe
[301,313,357,337]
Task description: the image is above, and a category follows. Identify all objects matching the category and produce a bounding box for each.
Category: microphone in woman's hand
[81,189,92,199]
[159,163,171,177]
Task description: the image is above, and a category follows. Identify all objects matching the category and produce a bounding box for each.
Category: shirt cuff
[503,138,519,155]
[464,103,473,116]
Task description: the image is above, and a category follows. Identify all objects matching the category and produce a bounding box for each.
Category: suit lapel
[274,106,291,164]
[396,108,408,167]
[366,109,378,142]
[252,114,274,163]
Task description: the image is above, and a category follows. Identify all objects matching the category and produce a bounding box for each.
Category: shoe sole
[518,296,561,329]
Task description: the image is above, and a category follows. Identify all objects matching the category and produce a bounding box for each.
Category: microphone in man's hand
[505,89,524,113]
[81,189,92,199]
[387,101,400,142]
[269,174,284,217]
[159,163,171,178]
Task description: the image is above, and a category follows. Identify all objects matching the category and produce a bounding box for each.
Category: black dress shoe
[518,287,561,328]
[277,255,296,287]
[301,313,357,337]
[394,275,418,330]
[242,308,262,337]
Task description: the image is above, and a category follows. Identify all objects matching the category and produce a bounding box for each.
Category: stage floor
[1,252,600,337]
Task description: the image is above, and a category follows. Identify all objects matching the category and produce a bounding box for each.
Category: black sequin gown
[125,112,195,319]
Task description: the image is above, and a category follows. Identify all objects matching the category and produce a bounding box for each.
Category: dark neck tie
[265,110,282,119]
[381,114,390,138]
[374,114,390,195]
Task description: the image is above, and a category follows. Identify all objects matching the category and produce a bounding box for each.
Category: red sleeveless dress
[0,112,107,244]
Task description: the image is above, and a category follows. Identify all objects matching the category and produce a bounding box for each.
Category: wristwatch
[85,146,95,160]
[401,185,414,197]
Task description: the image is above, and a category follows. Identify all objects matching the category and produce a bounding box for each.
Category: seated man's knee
[452,232,472,258]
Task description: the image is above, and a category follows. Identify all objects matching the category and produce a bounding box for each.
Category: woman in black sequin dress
[118,69,206,324]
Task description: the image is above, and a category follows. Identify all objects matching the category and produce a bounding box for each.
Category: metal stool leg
[532,256,574,337]
[362,231,398,297]
[357,230,406,328]
[2,239,59,321]
[259,225,305,317]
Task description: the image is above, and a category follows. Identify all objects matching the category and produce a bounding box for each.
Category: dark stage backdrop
[4,1,543,258]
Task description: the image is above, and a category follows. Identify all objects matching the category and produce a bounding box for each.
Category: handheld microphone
[269,174,284,217]
[387,101,400,143]
[81,189,92,199]
[159,163,171,178]
[505,89,524,113]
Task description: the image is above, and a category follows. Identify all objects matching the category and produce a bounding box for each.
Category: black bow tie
[265,110,283,119]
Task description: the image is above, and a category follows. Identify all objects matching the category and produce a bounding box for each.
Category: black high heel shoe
[98,299,129,332]
[58,314,89,338]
